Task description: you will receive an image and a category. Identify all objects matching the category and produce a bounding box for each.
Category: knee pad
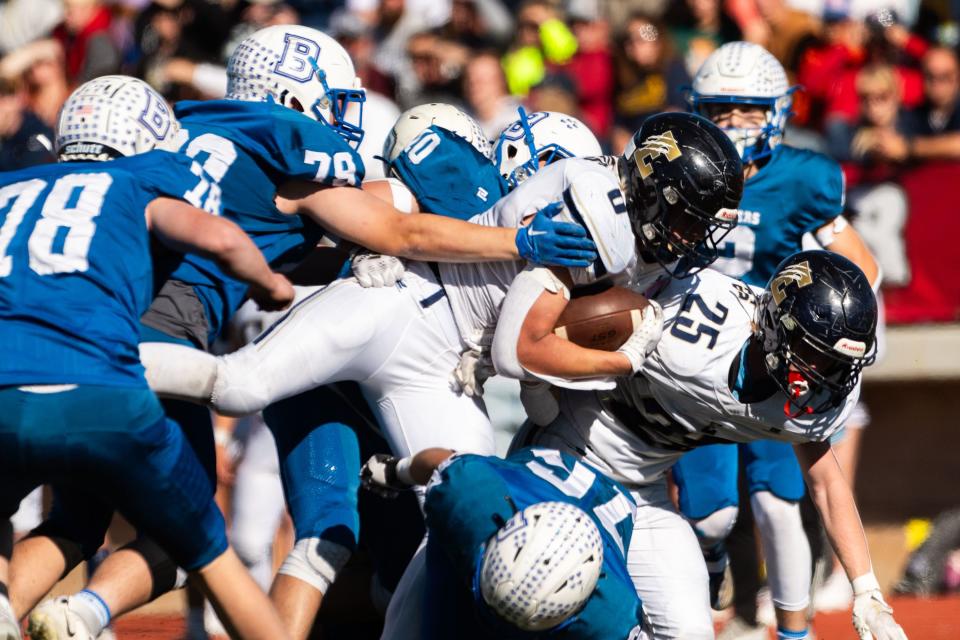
[277,538,352,595]
[29,522,102,570]
[120,537,184,602]
[691,505,738,548]
[211,349,273,416]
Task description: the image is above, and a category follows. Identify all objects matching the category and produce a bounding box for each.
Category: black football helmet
[620,112,743,277]
[759,251,878,415]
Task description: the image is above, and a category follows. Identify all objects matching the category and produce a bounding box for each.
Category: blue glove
[515,202,598,268]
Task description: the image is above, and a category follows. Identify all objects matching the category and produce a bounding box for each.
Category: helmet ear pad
[622,112,743,276]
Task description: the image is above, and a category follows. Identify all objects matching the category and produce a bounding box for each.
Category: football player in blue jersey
[359,447,644,640]
[18,26,599,640]
[673,42,881,640]
[0,83,296,640]
[248,104,613,640]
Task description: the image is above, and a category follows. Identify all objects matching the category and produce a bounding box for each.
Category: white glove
[360,454,413,499]
[352,253,405,288]
[454,348,495,397]
[616,300,664,373]
[852,574,908,640]
[520,381,560,426]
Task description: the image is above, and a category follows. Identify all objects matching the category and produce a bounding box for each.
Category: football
[554,285,650,351]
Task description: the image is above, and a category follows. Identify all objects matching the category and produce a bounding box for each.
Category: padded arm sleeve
[491,266,616,391]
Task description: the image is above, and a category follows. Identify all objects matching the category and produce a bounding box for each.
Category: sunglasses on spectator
[858,90,895,103]
[924,70,957,83]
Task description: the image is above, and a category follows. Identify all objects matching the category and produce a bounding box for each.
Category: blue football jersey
[0,151,212,387]
[423,448,643,639]
[388,125,508,220]
[164,99,366,339]
[713,145,844,286]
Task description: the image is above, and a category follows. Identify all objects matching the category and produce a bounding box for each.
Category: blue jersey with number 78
[162,99,366,340]
[423,448,644,639]
[0,151,215,387]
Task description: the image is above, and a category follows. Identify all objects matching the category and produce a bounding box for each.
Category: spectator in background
[331,9,396,98]
[611,12,689,153]
[54,0,120,84]
[753,0,821,68]
[567,4,614,140]
[835,64,912,286]
[502,0,577,96]
[526,71,580,116]
[796,8,867,130]
[463,50,520,140]
[896,46,960,160]
[0,0,63,55]
[823,8,927,129]
[442,0,515,50]
[401,30,469,108]
[0,39,70,128]
[666,0,741,76]
[0,76,55,172]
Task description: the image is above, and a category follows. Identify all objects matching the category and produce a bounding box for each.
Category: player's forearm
[409,448,457,484]
[393,213,519,262]
[796,443,873,580]
[292,184,518,263]
[828,225,880,287]
[149,198,278,292]
[519,334,633,379]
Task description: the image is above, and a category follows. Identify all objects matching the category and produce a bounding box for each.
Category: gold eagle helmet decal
[633,130,682,179]
[770,261,813,305]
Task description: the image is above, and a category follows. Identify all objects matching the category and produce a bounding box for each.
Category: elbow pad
[493,266,568,380]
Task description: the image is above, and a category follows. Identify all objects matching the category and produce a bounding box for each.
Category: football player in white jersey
[146,111,741,437]
[516,251,907,640]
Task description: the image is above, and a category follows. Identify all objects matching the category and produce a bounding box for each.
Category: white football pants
[216,264,495,459]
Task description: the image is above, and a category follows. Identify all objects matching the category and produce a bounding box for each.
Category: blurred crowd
[2,0,960,313]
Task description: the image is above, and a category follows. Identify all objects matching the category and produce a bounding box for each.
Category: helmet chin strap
[784,370,814,418]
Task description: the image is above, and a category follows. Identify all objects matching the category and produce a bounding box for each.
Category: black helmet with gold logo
[759,250,878,415]
[620,112,743,276]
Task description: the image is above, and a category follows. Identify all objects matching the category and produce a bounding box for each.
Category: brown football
[554,285,650,351]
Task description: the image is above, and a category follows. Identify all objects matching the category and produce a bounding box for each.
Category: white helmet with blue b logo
[226,25,366,147]
[56,75,178,162]
[493,109,602,188]
[689,41,793,164]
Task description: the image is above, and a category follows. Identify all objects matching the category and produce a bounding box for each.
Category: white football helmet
[689,41,794,163]
[493,108,602,188]
[480,501,603,631]
[226,25,366,146]
[382,102,490,175]
[55,75,179,162]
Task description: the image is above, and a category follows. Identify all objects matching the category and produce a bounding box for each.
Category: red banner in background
[883,162,960,324]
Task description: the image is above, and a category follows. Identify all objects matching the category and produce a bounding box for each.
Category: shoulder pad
[560,162,635,281]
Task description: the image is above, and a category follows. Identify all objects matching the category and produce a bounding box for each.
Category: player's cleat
[27,597,95,640]
[1,598,21,640]
[717,615,770,640]
[813,568,854,612]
